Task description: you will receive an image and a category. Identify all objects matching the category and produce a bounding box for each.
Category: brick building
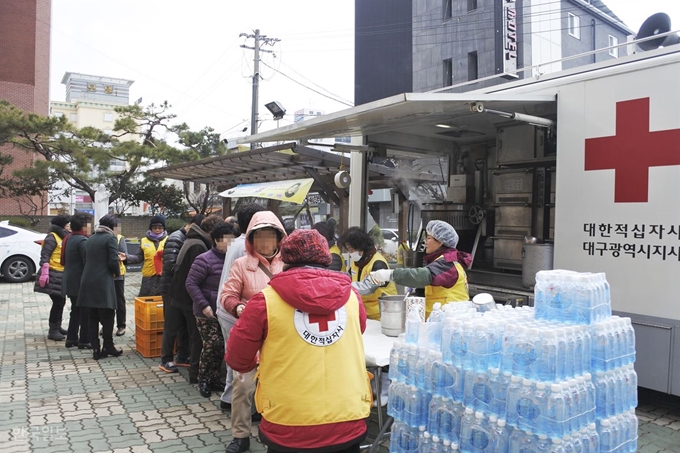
[0,0,51,216]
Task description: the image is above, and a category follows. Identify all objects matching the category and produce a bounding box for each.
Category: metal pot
[403,250,425,268]
[522,243,554,288]
[378,295,407,337]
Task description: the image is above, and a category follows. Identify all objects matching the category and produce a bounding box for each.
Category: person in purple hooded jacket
[185,221,240,398]
[367,220,472,319]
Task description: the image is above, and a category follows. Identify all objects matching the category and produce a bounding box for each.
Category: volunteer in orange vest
[339,226,397,320]
[370,220,472,319]
[226,229,371,453]
[34,214,71,341]
[122,215,167,297]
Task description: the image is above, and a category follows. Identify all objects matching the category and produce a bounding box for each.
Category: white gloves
[371,269,394,283]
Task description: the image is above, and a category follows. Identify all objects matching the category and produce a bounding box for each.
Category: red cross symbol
[308,312,336,332]
[584,98,680,203]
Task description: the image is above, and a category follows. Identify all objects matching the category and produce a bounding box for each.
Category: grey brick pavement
[0,273,677,452]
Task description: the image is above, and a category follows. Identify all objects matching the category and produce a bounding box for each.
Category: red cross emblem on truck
[584,98,680,202]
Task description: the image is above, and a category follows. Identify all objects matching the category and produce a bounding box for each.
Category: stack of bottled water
[387,270,638,453]
[534,270,611,324]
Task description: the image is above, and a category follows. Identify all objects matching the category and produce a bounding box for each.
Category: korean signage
[502,0,519,78]
[582,223,680,261]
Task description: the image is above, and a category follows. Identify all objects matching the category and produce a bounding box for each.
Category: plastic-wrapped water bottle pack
[388,271,639,453]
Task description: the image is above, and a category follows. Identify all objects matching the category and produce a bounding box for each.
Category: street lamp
[264,101,286,121]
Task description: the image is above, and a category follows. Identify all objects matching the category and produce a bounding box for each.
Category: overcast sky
[49,0,679,141]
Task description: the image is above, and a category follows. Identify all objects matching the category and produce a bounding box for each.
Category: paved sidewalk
[0,273,264,453]
[1,272,678,452]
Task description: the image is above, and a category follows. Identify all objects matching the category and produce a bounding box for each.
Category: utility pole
[240,29,280,149]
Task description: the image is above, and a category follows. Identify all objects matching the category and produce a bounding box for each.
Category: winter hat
[426,220,459,248]
[280,229,332,267]
[50,214,71,229]
[149,215,166,229]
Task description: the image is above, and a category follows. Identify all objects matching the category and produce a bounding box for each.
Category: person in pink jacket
[219,211,287,453]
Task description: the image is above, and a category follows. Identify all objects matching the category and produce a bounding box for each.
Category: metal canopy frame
[146,142,444,195]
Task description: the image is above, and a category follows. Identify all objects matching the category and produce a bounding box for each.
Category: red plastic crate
[135,296,164,330]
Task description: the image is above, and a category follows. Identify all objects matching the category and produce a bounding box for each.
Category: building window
[53,112,64,118]
[468,0,477,12]
[443,58,453,87]
[568,13,580,39]
[103,112,113,122]
[443,0,452,20]
[608,35,619,57]
[69,113,78,122]
[468,52,478,81]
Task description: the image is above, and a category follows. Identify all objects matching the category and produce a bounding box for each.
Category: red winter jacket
[226,265,368,451]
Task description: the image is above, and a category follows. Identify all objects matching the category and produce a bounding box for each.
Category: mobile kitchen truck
[237,36,680,395]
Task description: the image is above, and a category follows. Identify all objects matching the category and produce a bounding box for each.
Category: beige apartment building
[49,72,137,215]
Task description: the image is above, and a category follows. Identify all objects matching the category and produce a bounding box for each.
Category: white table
[363,319,398,367]
[362,319,398,450]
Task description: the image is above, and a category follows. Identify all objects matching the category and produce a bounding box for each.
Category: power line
[259,60,354,107]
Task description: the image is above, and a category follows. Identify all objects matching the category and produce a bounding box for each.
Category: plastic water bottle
[594,371,607,419]
[548,437,565,453]
[597,418,612,453]
[487,368,502,417]
[516,379,537,432]
[415,348,433,389]
[405,345,419,386]
[427,303,444,349]
[564,327,576,379]
[406,305,421,344]
[431,352,450,397]
[505,376,523,427]
[391,341,405,382]
[581,327,592,375]
[545,383,566,438]
[533,382,547,435]
[388,381,406,421]
[537,330,558,382]
[443,362,463,403]
[585,423,599,453]
[419,431,432,453]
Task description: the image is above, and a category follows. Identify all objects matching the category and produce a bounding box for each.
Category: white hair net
[426,220,459,248]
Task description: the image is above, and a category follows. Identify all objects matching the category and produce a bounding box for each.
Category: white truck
[239,43,680,395]
[484,46,680,395]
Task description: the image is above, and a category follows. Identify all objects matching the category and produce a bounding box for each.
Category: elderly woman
[78,214,123,360]
[35,214,71,341]
[220,211,287,453]
[369,220,472,319]
[185,221,240,398]
[338,226,397,320]
[122,215,167,297]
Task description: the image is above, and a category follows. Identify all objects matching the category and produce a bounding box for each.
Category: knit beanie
[149,215,166,229]
[280,229,332,267]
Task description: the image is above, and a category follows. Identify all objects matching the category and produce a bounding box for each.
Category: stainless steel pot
[378,295,407,337]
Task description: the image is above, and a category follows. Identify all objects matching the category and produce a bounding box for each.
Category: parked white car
[0,221,44,283]
[380,228,400,256]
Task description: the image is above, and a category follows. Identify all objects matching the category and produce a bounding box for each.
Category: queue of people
[37,207,470,453]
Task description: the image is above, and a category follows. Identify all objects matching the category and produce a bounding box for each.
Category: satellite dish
[334,170,351,189]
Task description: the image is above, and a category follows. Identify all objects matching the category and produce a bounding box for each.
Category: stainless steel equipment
[521,243,555,288]
[378,295,407,336]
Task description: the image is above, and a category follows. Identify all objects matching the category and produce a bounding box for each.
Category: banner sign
[219,178,314,205]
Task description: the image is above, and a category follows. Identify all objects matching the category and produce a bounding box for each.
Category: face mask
[349,251,362,261]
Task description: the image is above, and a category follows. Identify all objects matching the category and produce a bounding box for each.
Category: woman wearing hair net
[368,220,472,319]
